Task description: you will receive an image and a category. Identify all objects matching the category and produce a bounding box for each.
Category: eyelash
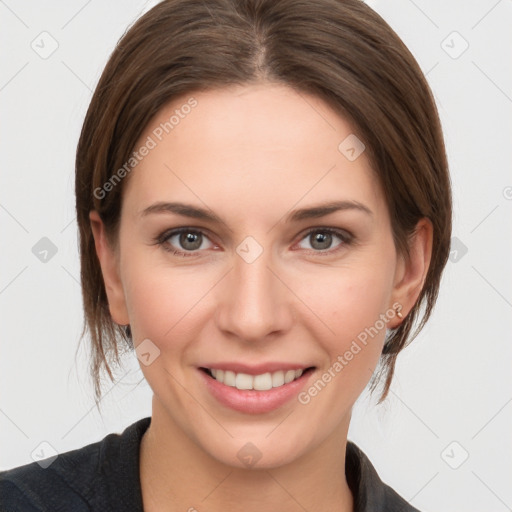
[153,227,354,258]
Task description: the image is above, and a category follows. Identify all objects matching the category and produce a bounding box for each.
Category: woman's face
[91,83,424,469]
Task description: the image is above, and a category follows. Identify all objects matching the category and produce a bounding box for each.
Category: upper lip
[200,362,314,375]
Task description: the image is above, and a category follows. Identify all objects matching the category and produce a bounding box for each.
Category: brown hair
[75,0,451,405]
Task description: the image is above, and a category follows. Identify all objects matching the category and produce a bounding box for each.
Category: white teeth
[253,373,273,391]
[207,368,307,390]
[272,371,285,387]
[235,373,253,390]
[284,370,295,383]
[223,370,236,387]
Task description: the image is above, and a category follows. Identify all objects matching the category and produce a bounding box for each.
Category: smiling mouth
[200,367,316,391]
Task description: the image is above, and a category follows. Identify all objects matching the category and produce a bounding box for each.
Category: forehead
[123,83,384,221]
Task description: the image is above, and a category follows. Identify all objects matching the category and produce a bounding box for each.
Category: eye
[296,227,352,255]
[155,228,215,257]
[154,226,353,258]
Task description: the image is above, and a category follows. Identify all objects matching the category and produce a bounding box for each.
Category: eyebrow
[139,200,373,224]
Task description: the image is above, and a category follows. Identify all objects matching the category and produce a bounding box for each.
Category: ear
[388,218,433,328]
[89,210,130,326]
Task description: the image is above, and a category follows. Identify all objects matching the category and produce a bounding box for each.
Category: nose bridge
[216,239,291,341]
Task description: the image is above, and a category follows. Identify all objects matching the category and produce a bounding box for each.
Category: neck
[140,396,354,512]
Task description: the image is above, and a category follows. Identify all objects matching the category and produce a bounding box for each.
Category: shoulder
[0,439,103,512]
[346,441,422,512]
[0,417,151,512]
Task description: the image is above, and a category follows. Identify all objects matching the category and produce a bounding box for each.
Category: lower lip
[198,368,315,414]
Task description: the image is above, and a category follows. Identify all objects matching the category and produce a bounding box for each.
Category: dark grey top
[0,416,420,511]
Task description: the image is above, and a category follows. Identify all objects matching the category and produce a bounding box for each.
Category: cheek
[300,262,394,338]
[296,261,395,392]
[120,252,205,346]
[121,261,210,405]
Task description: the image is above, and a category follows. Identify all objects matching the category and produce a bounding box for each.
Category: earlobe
[89,210,130,326]
[389,218,433,328]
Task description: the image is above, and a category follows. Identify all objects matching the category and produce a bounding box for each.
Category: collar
[123,417,419,512]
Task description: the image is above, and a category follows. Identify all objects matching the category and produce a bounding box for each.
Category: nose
[215,244,294,343]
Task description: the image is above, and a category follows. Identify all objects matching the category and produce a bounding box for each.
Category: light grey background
[1,1,511,511]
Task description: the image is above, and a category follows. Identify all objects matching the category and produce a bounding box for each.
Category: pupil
[180,232,201,250]
[312,232,331,250]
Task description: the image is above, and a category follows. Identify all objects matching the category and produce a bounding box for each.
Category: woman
[0,0,451,510]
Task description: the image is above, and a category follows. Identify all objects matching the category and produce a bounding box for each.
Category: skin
[90,83,432,512]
